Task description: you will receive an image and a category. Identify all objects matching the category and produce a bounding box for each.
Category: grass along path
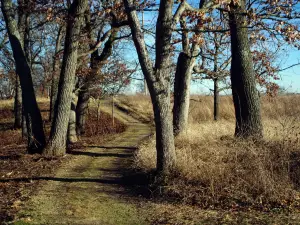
[15,104,152,225]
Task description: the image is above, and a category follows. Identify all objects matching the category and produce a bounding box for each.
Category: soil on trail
[15,106,152,225]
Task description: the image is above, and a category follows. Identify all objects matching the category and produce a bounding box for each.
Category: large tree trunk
[22,10,33,141]
[229,0,263,138]
[1,0,46,153]
[67,92,78,144]
[152,0,176,175]
[14,75,22,129]
[44,0,88,156]
[152,82,176,174]
[124,0,176,176]
[173,52,194,136]
[18,0,28,137]
[172,8,200,136]
[49,26,63,122]
[213,78,220,121]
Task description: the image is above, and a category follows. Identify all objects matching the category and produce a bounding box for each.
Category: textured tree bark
[22,10,33,140]
[229,0,263,138]
[43,0,88,156]
[124,0,176,176]
[67,92,78,144]
[76,87,89,135]
[14,75,22,129]
[1,0,46,153]
[213,78,220,121]
[173,52,195,136]
[49,26,63,122]
[172,10,200,137]
[17,0,27,136]
[17,0,28,137]
[152,81,176,174]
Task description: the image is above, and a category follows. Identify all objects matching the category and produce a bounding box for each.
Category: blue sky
[277,49,300,93]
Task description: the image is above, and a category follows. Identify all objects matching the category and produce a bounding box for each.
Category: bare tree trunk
[1,0,46,153]
[152,87,175,174]
[49,26,63,121]
[22,10,33,141]
[172,11,200,136]
[14,75,22,129]
[173,52,194,136]
[124,0,176,176]
[213,78,220,121]
[18,0,28,138]
[76,87,89,135]
[67,92,78,144]
[153,1,177,175]
[229,0,263,138]
[44,0,88,156]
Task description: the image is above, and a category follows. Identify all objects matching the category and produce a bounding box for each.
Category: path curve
[16,105,152,225]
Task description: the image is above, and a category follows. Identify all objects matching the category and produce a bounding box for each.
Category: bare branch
[78,30,112,58]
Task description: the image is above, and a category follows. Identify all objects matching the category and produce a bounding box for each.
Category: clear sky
[278,49,300,93]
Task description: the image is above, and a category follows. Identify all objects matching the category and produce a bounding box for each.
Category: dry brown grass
[0,99,14,109]
[126,94,300,208]
[118,94,300,122]
[116,94,154,123]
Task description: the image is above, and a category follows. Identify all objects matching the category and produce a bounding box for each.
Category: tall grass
[118,94,300,122]
[125,94,300,208]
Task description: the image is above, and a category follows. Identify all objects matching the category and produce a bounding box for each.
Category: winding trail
[16,105,152,224]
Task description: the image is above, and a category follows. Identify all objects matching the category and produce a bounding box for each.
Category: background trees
[1,0,46,153]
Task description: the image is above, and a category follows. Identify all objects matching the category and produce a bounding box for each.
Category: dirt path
[15,106,152,225]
